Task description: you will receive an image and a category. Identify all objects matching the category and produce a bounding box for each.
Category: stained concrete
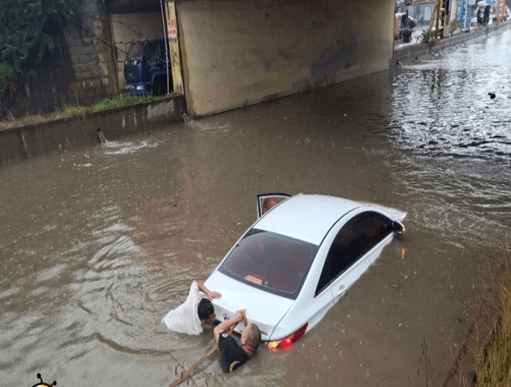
[176,0,396,117]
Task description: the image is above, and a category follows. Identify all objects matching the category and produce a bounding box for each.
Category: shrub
[420,29,435,44]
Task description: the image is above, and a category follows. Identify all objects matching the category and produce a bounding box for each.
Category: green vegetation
[419,29,435,44]
[0,0,81,72]
[449,252,511,387]
[0,63,15,94]
[0,0,82,112]
[470,264,511,387]
[0,63,17,117]
[0,94,165,130]
[89,94,162,112]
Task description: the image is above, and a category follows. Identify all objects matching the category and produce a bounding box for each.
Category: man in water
[162,280,221,335]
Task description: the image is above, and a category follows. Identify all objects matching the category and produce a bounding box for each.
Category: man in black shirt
[484,5,491,25]
[214,309,261,373]
[401,11,409,30]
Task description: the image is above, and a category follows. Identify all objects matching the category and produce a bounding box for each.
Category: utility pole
[429,0,451,39]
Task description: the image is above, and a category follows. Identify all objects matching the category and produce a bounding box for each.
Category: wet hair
[197,298,214,321]
[246,324,261,352]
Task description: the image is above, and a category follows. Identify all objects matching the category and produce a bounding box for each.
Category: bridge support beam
[171,0,395,117]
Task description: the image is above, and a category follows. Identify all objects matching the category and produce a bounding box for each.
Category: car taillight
[267,324,308,350]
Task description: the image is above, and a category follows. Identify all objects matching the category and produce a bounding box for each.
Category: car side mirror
[393,221,405,235]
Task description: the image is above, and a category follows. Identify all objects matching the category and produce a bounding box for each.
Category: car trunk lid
[205,271,294,341]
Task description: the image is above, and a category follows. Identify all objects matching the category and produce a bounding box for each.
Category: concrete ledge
[0,95,185,164]
[393,21,511,63]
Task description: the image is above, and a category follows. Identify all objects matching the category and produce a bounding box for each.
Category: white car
[205,193,405,349]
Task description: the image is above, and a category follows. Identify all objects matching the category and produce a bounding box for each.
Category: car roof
[254,194,362,245]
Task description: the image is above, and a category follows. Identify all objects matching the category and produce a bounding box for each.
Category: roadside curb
[0,95,185,164]
[393,21,511,63]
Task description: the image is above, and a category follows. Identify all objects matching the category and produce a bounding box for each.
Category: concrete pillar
[165,1,185,96]
[175,0,396,117]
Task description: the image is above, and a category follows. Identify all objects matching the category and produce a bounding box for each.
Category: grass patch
[448,251,511,387]
[89,94,162,113]
[471,260,511,387]
[0,93,165,131]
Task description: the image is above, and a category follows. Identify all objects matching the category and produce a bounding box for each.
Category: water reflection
[391,30,511,160]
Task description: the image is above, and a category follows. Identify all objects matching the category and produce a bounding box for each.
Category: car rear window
[219,229,318,300]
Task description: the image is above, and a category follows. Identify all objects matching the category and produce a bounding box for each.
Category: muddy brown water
[1,31,511,387]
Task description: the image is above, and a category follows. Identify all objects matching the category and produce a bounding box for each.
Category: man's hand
[207,291,222,299]
[240,310,248,326]
[235,309,247,325]
[197,281,221,299]
[214,309,245,343]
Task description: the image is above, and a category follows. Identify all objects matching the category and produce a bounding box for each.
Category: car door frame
[326,208,398,304]
[256,193,290,218]
[275,227,337,338]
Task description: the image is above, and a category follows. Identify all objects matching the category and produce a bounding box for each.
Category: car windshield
[219,229,318,299]
[126,42,143,60]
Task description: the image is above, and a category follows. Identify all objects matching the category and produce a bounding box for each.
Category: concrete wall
[176,0,395,117]
[0,96,185,164]
[110,13,167,91]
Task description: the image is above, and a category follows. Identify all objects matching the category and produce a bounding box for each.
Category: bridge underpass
[106,0,396,118]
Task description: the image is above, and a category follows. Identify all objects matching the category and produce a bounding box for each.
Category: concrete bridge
[18,0,402,118]
[101,0,397,117]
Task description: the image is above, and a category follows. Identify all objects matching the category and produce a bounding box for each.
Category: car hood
[205,271,294,341]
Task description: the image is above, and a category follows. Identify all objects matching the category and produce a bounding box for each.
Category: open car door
[257,193,290,218]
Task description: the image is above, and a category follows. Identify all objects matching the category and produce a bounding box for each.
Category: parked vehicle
[204,193,406,349]
[123,38,172,96]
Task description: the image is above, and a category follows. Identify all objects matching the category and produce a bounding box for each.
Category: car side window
[315,220,362,296]
[354,212,393,254]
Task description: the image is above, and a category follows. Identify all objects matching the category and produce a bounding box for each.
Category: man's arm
[214,309,246,342]
[196,281,221,299]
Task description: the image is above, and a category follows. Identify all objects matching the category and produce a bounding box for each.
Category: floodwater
[1,30,511,387]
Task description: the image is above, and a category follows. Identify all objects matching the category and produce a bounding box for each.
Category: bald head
[246,323,261,353]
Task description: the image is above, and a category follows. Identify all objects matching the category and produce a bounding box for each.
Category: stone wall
[20,0,119,114]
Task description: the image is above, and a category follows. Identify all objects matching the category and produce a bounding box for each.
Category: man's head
[262,198,279,214]
[240,323,261,356]
[198,298,216,325]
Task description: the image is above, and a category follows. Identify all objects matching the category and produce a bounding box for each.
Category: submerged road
[1,29,511,387]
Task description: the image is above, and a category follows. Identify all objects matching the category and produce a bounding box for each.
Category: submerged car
[204,194,405,349]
